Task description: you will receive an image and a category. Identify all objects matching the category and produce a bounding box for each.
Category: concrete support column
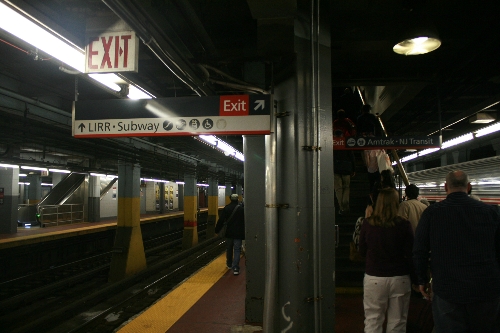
[225,182,232,205]
[159,182,166,214]
[182,174,198,249]
[0,166,19,234]
[236,183,243,202]
[206,178,218,237]
[52,173,64,187]
[27,174,41,204]
[243,136,266,322]
[491,138,500,155]
[266,25,335,331]
[108,163,146,282]
[178,183,184,210]
[440,153,447,166]
[145,181,156,213]
[88,175,100,222]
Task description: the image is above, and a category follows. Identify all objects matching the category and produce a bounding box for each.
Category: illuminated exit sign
[84,30,139,73]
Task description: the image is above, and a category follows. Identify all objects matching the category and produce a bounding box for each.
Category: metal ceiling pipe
[101,0,212,97]
[172,0,218,57]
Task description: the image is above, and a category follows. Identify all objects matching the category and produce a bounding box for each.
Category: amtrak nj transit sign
[333,136,441,150]
[72,95,271,138]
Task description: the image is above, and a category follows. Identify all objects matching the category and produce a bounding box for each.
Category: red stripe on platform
[184,220,198,227]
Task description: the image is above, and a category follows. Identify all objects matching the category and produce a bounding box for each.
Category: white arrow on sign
[254,100,265,111]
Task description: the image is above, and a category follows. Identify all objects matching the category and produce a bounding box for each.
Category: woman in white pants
[359,188,415,333]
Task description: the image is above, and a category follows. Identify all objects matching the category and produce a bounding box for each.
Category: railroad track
[0,224,215,333]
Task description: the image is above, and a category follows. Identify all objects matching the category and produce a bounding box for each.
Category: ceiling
[1,0,500,182]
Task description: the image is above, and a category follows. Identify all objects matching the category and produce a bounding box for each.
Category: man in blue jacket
[413,170,500,332]
[215,194,245,275]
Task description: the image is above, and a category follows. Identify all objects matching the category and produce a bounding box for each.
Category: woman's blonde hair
[368,188,400,227]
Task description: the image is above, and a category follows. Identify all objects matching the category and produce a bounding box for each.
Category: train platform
[0,210,190,250]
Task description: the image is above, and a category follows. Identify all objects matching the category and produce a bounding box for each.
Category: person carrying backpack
[333,109,356,215]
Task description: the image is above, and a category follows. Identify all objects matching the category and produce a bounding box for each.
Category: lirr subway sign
[72,95,271,138]
[333,136,441,150]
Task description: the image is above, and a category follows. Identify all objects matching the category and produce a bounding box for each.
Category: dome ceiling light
[393,36,441,55]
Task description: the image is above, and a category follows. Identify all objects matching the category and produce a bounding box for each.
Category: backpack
[333,118,356,138]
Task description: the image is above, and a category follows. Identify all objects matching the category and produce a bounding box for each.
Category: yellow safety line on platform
[116,254,227,333]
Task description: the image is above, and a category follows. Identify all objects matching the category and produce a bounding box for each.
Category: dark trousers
[432,293,500,333]
[367,171,380,193]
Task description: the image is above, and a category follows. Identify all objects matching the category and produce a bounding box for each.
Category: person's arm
[413,208,432,295]
[358,219,368,257]
[214,209,225,234]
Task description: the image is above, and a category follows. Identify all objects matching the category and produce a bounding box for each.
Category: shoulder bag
[219,205,240,238]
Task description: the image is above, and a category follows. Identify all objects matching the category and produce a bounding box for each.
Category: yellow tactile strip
[116,254,227,333]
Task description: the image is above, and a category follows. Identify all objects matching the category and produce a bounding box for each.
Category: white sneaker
[233,270,239,275]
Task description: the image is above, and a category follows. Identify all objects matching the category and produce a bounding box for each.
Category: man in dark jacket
[413,170,500,332]
[215,194,245,275]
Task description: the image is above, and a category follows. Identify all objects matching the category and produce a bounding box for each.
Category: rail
[38,204,84,227]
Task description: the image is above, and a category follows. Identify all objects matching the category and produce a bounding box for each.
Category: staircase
[335,156,370,289]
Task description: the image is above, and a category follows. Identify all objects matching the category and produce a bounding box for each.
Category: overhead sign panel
[334,136,441,150]
[73,94,271,138]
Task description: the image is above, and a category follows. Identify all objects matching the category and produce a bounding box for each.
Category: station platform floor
[115,253,432,333]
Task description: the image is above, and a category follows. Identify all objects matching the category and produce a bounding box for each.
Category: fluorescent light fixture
[0,163,19,168]
[19,182,30,185]
[399,153,418,163]
[393,36,441,55]
[197,183,209,187]
[21,166,48,171]
[234,152,244,161]
[128,85,154,99]
[218,186,226,188]
[477,181,500,185]
[474,122,500,138]
[469,113,495,124]
[49,169,71,174]
[41,183,53,186]
[90,173,106,177]
[140,178,168,182]
[88,74,121,92]
[198,135,245,161]
[199,135,218,145]
[19,174,27,177]
[0,3,155,99]
[0,2,85,72]
[441,133,474,149]
[418,148,440,157]
[176,181,185,184]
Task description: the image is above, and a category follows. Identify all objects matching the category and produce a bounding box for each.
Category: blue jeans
[225,238,242,271]
[432,293,500,333]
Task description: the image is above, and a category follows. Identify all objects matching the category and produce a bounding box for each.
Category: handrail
[376,115,410,186]
[38,204,84,227]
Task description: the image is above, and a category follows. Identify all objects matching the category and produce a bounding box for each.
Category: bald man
[413,170,500,332]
